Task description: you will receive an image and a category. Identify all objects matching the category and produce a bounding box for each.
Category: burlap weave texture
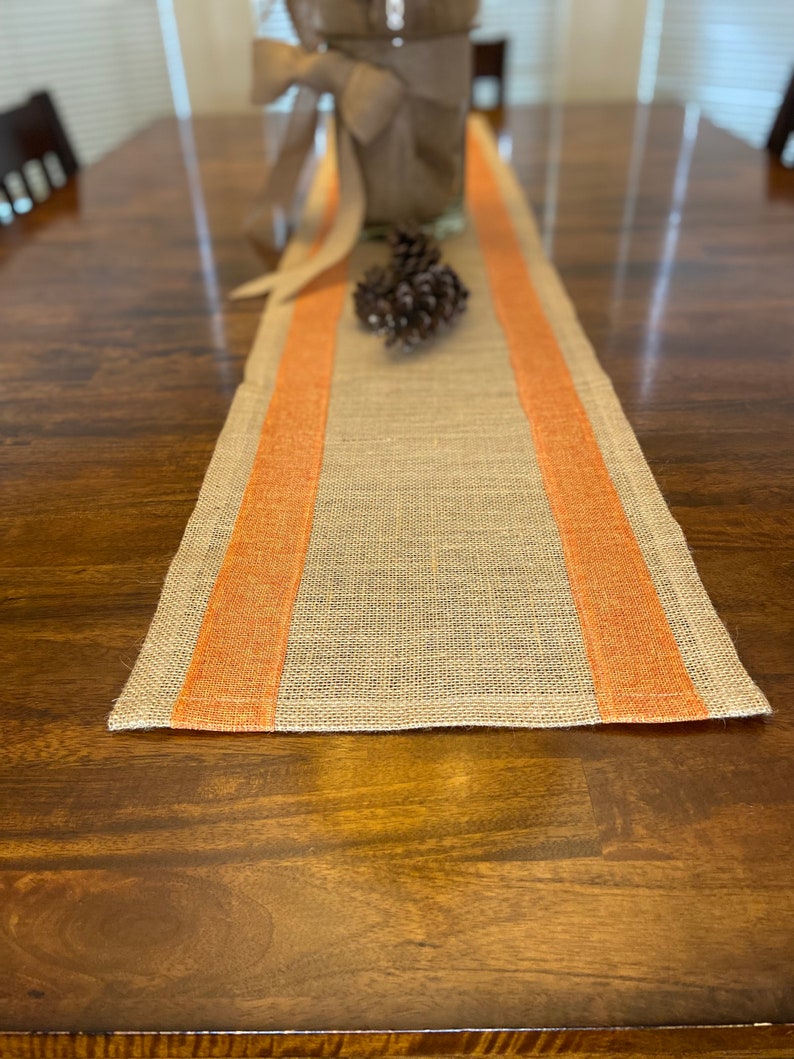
[108,118,771,732]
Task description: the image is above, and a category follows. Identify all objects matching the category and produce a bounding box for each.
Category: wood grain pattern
[1,1025,794,1058]
[1,105,792,1056]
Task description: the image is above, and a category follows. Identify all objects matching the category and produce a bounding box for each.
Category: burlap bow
[230,39,405,302]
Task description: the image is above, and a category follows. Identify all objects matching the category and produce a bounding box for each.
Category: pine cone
[355,263,469,353]
[388,223,441,278]
[353,265,395,331]
[353,224,469,353]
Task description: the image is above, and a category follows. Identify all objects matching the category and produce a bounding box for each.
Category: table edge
[1,1024,793,1058]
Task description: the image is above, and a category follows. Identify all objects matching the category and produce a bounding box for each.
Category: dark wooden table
[1,105,792,1058]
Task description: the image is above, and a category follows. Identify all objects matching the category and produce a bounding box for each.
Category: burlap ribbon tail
[230,34,470,302]
[230,38,405,302]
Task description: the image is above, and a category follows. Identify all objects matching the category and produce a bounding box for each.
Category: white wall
[172,0,257,114]
[558,0,649,102]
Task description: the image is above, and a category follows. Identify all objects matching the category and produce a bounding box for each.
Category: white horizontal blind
[473,0,561,105]
[653,0,794,155]
[0,0,174,166]
[252,0,298,44]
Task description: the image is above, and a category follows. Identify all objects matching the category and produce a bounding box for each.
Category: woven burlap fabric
[473,126,769,724]
[107,158,332,730]
[108,118,771,732]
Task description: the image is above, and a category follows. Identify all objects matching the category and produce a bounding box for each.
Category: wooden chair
[471,39,508,110]
[0,91,79,217]
[766,68,794,162]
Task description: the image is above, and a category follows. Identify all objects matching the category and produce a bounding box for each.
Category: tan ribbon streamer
[231,33,472,303]
[230,39,404,302]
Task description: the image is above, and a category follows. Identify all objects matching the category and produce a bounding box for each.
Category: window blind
[252,0,298,44]
[652,0,794,157]
[0,0,174,166]
[473,0,562,105]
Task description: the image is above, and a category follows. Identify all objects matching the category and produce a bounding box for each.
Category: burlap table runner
[109,117,771,732]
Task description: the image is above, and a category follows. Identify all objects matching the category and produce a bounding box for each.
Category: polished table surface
[1,105,793,1058]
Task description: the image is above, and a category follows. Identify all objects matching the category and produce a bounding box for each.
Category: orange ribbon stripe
[172,187,346,731]
[467,128,708,723]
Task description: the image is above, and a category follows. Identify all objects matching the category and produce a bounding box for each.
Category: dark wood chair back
[0,91,79,217]
[472,40,508,110]
[766,68,794,162]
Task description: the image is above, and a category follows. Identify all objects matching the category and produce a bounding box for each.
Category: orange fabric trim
[171,188,345,731]
[467,128,708,723]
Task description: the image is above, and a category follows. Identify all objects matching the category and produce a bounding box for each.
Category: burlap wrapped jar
[312,0,478,227]
[233,0,480,302]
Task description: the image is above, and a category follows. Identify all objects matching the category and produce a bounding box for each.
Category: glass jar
[303,0,480,237]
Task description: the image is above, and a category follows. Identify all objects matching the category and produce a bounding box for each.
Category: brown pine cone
[353,264,395,330]
[353,224,469,353]
[388,222,441,278]
[355,263,469,352]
